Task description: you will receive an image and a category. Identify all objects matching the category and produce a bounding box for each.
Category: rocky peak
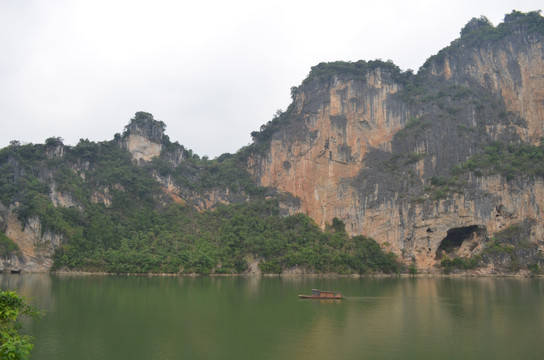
[45,137,65,158]
[459,16,493,37]
[422,10,544,145]
[121,112,165,162]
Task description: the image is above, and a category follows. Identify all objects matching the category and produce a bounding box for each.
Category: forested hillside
[0,113,399,274]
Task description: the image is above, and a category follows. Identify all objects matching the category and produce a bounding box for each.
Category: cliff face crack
[435,225,486,260]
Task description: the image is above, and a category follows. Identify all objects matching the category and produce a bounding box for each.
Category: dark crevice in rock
[435,225,486,259]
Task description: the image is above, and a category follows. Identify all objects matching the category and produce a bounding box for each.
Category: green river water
[1,274,543,359]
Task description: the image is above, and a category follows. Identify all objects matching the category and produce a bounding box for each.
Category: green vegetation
[441,255,481,274]
[249,108,293,155]
[482,238,514,255]
[478,223,543,273]
[490,10,544,38]
[0,234,20,258]
[396,117,433,137]
[150,149,261,195]
[420,139,544,202]
[460,16,494,37]
[124,111,166,133]
[302,59,411,85]
[405,152,426,165]
[0,126,399,275]
[400,81,474,105]
[453,141,544,180]
[0,290,43,360]
[422,175,466,200]
[422,11,544,70]
[50,198,400,275]
[529,263,540,275]
[408,262,418,276]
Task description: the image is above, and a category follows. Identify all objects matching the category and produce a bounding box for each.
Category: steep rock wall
[430,33,544,144]
[1,213,61,272]
[248,27,544,270]
[355,176,544,269]
[123,134,163,162]
[121,113,165,162]
[1,185,70,272]
[248,68,409,228]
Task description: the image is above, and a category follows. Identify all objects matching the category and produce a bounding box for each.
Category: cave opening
[435,225,485,259]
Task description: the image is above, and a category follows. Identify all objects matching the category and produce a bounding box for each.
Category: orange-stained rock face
[249,69,408,229]
[3,213,59,272]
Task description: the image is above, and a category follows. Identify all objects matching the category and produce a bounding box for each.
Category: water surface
[2,274,543,359]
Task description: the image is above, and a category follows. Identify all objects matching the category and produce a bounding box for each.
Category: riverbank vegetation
[0,290,43,360]
[50,198,400,275]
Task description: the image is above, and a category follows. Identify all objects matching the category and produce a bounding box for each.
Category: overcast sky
[0,0,542,158]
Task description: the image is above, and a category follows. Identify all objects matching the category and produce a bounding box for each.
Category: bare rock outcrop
[120,112,165,162]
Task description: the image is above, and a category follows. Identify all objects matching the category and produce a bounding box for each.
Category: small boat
[298,289,343,300]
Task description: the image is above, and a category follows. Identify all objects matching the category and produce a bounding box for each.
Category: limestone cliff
[120,112,164,162]
[247,11,544,272]
[0,203,60,272]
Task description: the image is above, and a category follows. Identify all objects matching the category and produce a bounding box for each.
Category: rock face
[121,112,164,162]
[1,210,60,272]
[430,30,544,145]
[248,13,544,271]
[249,66,407,229]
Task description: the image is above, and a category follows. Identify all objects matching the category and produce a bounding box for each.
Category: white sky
[0,0,542,158]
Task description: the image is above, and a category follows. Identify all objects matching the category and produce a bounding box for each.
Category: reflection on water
[1,274,543,360]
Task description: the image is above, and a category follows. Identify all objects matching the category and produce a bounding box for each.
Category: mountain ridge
[1,10,543,275]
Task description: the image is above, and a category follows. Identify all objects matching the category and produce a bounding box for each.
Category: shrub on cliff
[453,141,544,180]
[302,59,409,85]
[0,233,21,258]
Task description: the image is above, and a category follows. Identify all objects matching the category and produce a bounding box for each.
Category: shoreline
[3,269,542,279]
